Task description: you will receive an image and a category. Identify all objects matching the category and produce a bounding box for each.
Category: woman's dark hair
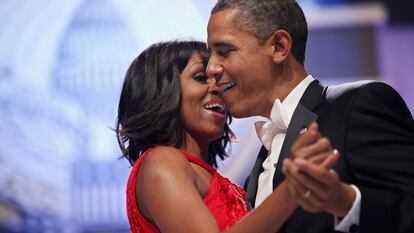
[116,40,233,167]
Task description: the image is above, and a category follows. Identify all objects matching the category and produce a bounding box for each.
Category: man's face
[207,8,276,118]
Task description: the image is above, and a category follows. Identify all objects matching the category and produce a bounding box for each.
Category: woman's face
[180,51,228,144]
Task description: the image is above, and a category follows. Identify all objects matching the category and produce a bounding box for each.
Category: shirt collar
[280,75,315,124]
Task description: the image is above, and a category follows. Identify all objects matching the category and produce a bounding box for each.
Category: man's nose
[207,59,223,83]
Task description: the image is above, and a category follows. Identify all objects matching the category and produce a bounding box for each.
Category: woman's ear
[267,30,292,64]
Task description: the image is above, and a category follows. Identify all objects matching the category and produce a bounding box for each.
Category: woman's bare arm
[138,126,336,233]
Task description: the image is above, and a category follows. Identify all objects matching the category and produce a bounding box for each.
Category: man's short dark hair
[212,0,308,64]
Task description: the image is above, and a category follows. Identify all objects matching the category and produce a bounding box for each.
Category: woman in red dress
[115,40,337,233]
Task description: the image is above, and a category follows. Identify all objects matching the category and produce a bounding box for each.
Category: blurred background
[0,0,413,232]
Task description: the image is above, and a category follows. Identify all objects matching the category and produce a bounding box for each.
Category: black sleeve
[345,82,414,233]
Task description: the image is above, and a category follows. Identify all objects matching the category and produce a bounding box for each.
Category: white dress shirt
[254,75,361,232]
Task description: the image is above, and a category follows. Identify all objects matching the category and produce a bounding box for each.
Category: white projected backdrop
[0,0,261,230]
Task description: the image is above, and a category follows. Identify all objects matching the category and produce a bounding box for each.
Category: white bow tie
[255,99,289,151]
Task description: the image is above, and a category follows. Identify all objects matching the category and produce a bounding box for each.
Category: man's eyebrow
[211,41,233,49]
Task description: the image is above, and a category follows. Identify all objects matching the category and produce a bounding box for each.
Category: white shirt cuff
[334,184,361,232]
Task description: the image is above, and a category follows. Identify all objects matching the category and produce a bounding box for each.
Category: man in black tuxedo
[206,0,414,232]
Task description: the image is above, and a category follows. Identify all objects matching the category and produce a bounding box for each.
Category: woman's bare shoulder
[138,146,196,184]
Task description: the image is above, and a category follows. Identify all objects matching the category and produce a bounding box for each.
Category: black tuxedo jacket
[245,80,414,233]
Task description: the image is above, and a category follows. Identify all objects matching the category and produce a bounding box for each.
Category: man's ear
[267,30,292,64]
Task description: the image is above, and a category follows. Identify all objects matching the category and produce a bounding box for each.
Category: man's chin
[228,107,252,119]
[223,96,252,118]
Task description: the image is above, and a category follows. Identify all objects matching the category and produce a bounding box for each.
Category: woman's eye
[193,75,209,82]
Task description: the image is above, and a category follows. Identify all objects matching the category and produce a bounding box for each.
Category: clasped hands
[282,122,356,218]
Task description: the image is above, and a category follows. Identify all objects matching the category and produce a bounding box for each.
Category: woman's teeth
[205,103,225,113]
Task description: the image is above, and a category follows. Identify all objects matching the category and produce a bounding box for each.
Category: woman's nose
[209,77,224,96]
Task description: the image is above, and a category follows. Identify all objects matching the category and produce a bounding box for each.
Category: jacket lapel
[246,146,267,208]
[273,80,325,188]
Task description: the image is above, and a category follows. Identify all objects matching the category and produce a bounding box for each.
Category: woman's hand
[282,122,356,217]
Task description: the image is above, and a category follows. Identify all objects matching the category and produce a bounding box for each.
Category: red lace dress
[126,148,248,232]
